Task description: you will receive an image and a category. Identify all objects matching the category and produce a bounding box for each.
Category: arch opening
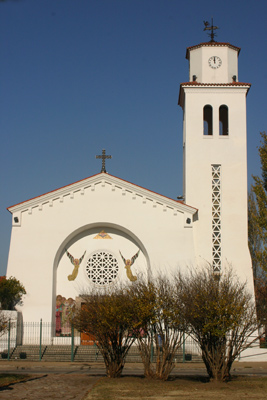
[51,223,151,336]
[203,105,213,136]
[219,105,229,136]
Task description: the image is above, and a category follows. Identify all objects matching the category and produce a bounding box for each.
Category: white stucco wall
[180,41,253,291]
[188,45,238,84]
[5,41,256,353]
[6,174,196,323]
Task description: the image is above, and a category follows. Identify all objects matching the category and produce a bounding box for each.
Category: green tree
[0,276,26,310]
[71,285,141,378]
[248,188,267,327]
[251,132,267,276]
[249,132,267,326]
[248,187,266,281]
[176,266,261,382]
[255,276,267,333]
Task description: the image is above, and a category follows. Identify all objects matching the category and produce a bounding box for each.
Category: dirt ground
[1,361,267,400]
[0,374,99,400]
[1,360,267,373]
[85,375,267,400]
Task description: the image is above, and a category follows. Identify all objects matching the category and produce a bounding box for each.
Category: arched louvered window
[219,105,229,136]
[203,105,213,136]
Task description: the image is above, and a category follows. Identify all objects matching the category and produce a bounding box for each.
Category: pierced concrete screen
[212,165,221,273]
[86,251,119,285]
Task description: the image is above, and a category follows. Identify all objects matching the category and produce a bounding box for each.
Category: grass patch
[0,373,30,388]
[86,375,267,400]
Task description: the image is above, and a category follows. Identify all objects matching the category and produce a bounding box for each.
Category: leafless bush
[71,285,141,378]
[128,276,184,380]
[175,266,262,381]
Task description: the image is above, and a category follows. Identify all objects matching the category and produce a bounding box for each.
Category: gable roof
[7,172,197,216]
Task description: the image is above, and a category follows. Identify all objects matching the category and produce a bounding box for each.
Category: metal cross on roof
[96,149,112,173]
[203,18,219,42]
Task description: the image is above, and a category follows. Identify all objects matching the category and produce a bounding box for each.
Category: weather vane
[203,18,219,42]
[96,149,112,173]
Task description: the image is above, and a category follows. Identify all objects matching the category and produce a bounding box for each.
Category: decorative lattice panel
[211,165,221,273]
[86,251,119,285]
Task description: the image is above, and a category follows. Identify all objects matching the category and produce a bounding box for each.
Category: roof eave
[185,42,241,59]
[7,172,197,216]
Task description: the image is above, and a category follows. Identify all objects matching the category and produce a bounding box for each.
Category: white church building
[6,37,257,354]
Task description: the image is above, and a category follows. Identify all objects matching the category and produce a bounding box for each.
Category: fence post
[7,319,11,361]
[39,319,42,361]
[182,331,185,363]
[71,325,74,362]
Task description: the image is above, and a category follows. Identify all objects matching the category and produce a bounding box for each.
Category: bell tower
[178,29,253,285]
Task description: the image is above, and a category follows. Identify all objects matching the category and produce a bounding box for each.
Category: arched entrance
[52,223,150,340]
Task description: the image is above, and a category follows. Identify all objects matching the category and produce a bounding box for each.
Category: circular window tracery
[86,251,119,285]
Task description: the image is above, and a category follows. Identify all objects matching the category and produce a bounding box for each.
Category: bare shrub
[176,266,262,381]
[71,285,140,378]
[129,277,184,380]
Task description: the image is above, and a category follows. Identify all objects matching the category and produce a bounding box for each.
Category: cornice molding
[8,173,197,216]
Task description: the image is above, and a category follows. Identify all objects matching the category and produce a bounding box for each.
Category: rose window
[86,251,119,285]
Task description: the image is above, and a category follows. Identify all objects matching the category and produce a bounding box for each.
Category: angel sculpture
[65,249,86,281]
[119,249,140,282]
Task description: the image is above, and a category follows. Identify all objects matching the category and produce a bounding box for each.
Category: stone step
[5,344,202,363]
[42,345,74,361]
[10,345,47,360]
[74,345,103,362]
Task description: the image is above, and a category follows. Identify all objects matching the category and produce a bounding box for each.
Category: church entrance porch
[52,224,149,345]
[53,225,149,324]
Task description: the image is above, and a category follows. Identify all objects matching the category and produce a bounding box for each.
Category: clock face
[208,56,222,69]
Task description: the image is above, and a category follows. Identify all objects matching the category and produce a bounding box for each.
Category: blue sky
[1,0,267,275]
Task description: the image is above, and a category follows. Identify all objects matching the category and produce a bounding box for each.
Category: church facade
[6,39,254,345]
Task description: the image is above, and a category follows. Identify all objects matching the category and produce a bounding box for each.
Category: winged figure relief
[119,249,140,282]
[65,249,86,281]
